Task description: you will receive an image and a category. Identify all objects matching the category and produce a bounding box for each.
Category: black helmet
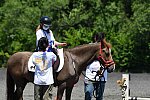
[40,16,51,25]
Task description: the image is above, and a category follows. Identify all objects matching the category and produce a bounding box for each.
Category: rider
[36,16,67,52]
[32,37,57,100]
[84,32,115,100]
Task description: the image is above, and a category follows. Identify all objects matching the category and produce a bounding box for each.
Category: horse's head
[67,42,115,73]
[97,41,115,73]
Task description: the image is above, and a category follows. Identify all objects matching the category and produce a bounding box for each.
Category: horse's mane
[66,43,100,54]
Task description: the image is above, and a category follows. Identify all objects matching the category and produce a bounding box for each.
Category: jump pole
[120,74,150,100]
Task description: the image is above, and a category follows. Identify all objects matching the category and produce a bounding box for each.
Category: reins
[81,64,106,83]
[69,52,77,76]
[82,64,106,98]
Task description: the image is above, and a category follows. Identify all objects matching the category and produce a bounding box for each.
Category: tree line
[0,0,149,72]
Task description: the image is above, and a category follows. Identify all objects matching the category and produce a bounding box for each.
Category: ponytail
[36,25,41,32]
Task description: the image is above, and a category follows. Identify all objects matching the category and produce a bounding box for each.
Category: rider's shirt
[32,52,57,85]
[36,29,55,47]
[85,60,108,82]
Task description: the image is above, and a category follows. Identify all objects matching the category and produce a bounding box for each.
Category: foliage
[0,0,149,72]
[128,1,150,72]
[63,27,93,47]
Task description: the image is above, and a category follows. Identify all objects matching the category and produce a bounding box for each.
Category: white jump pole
[122,74,130,100]
[122,74,150,100]
[128,97,150,100]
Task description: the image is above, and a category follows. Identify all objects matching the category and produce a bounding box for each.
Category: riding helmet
[40,16,51,26]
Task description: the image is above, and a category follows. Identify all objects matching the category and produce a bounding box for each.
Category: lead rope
[81,64,106,98]
[93,63,106,98]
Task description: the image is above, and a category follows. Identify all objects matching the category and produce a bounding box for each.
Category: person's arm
[49,31,67,47]
[54,41,67,46]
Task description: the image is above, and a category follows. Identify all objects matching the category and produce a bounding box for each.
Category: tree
[0,0,149,72]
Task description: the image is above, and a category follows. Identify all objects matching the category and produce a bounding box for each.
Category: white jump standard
[117,74,150,100]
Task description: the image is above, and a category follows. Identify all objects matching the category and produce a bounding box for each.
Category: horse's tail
[6,69,14,100]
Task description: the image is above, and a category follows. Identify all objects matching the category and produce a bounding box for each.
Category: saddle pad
[28,55,35,72]
[28,48,64,72]
[56,48,64,72]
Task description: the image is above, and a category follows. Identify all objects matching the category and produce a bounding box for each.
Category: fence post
[122,74,130,100]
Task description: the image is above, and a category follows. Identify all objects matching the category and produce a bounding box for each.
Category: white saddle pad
[56,48,64,72]
[28,55,35,72]
[28,48,64,72]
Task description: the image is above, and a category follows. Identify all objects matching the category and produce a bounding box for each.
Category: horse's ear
[102,39,112,48]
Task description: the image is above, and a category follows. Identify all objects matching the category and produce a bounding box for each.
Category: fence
[117,74,150,100]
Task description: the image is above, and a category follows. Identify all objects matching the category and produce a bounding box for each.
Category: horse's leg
[65,86,73,100]
[14,81,27,100]
[56,82,66,100]
[6,70,15,100]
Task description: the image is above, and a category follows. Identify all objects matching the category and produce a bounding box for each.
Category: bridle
[97,42,115,68]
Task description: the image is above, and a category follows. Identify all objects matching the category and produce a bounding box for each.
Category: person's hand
[61,43,67,46]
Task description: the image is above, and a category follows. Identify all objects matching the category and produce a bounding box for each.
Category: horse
[6,42,115,100]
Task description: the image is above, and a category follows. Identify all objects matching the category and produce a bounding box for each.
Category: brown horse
[6,43,115,100]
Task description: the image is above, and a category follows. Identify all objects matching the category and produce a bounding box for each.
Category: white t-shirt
[85,60,108,82]
[36,29,55,46]
[32,52,57,85]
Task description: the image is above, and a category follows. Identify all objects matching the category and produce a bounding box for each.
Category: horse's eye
[102,49,105,52]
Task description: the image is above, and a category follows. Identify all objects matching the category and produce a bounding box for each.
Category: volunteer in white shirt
[84,32,115,100]
[32,37,57,100]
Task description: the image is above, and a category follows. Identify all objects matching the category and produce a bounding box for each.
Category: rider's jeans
[84,81,106,100]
